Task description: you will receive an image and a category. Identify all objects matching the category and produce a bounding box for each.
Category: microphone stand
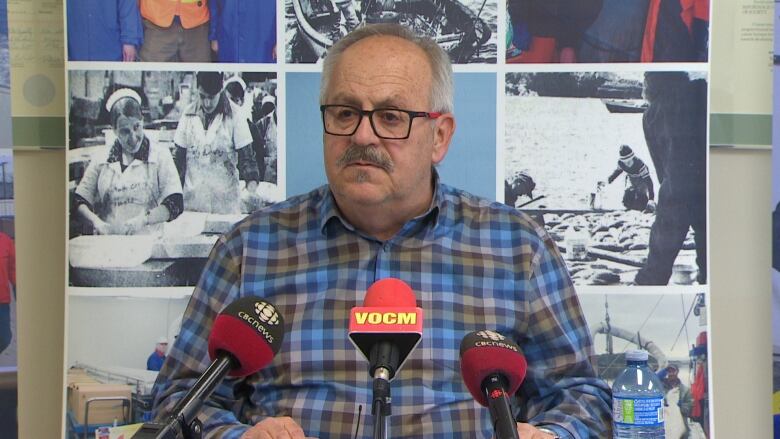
[132,355,235,439]
[372,367,391,439]
[483,374,520,439]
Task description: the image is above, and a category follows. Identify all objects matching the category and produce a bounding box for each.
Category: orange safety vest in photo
[139,0,210,29]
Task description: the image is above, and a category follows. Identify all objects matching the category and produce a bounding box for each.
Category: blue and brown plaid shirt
[151,177,612,439]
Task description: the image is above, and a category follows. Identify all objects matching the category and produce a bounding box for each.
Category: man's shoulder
[229,185,328,233]
[438,183,545,237]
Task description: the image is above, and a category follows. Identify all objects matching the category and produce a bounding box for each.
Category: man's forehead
[326,36,432,107]
[339,36,429,71]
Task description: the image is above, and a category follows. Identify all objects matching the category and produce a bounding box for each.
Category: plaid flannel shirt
[150,177,612,439]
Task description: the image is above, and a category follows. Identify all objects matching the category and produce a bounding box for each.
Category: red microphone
[348,278,423,380]
[208,298,285,377]
[349,278,423,438]
[460,330,527,439]
[134,297,285,439]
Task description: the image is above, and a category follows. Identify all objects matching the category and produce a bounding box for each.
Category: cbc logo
[477,330,505,341]
[254,301,280,325]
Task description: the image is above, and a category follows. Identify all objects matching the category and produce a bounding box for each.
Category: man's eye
[378,111,402,123]
[335,108,357,119]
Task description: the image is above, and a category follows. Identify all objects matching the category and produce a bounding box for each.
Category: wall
[13,147,774,438]
[710,148,771,438]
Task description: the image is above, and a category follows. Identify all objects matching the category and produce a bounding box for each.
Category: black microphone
[460,330,527,439]
[133,297,285,439]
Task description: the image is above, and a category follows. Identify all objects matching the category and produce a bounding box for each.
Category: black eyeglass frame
[320,104,443,140]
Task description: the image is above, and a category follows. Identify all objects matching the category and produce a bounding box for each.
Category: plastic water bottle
[612,350,665,438]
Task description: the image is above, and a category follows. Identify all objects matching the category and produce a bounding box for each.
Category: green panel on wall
[710,113,771,149]
[11,116,65,148]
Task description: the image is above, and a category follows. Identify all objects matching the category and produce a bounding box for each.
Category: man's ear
[431,113,455,164]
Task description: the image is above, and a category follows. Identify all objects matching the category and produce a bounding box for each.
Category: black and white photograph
[580,291,710,438]
[504,70,707,286]
[67,69,281,289]
[286,0,497,63]
[506,0,710,64]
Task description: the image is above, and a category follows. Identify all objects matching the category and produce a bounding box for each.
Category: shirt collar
[107,136,151,164]
[317,168,444,239]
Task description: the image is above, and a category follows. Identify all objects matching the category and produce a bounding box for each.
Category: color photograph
[580,291,710,438]
[506,0,710,63]
[66,0,276,63]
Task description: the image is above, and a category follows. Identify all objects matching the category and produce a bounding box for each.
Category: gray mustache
[336,145,394,172]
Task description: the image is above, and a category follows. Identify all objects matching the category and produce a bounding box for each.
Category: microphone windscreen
[459,330,527,407]
[208,297,285,377]
[364,278,416,307]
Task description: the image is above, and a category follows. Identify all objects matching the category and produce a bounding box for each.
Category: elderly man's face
[322,35,453,215]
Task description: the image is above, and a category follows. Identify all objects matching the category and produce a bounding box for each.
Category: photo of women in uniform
[68,69,280,289]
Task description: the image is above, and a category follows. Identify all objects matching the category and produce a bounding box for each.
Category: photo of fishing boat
[286,0,497,63]
[581,292,710,438]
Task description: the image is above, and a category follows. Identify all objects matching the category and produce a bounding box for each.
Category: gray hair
[320,24,454,113]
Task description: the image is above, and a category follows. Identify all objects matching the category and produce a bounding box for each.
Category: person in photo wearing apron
[173,71,260,214]
[73,89,184,235]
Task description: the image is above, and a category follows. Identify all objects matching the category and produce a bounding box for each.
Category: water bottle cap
[625,349,648,362]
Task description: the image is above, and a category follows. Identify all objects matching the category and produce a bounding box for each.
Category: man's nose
[351,114,379,144]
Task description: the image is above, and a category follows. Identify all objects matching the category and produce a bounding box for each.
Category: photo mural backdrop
[64,1,712,437]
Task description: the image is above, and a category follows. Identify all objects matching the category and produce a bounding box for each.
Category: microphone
[348,278,424,380]
[133,297,285,439]
[348,278,423,439]
[460,330,527,439]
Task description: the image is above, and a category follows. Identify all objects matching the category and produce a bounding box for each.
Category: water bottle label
[613,396,664,426]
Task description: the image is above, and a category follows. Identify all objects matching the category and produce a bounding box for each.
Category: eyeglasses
[320,104,442,140]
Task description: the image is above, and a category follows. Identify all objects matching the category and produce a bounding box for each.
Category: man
[658,364,692,437]
[151,24,611,438]
[504,170,536,208]
[634,72,707,285]
[253,94,277,183]
[173,72,260,214]
[659,365,692,417]
[602,144,655,212]
[138,0,211,62]
[335,0,360,37]
[67,0,143,61]
[147,337,169,371]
